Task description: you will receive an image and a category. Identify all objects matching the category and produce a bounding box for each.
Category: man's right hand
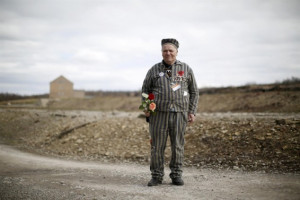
[144,111,150,117]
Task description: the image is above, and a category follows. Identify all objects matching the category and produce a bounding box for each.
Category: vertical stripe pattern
[141,60,199,115]
[142,59,199,180]
[149,111,187,179]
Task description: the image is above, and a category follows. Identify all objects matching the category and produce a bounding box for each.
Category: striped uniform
[142,60,199,180]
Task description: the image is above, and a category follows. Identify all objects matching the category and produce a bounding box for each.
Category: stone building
[49,75,85,99]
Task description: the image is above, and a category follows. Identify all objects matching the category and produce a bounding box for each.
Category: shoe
[172,177,184,186]
[147,178,162,186]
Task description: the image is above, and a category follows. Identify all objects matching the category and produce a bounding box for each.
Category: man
[141,38,199,186]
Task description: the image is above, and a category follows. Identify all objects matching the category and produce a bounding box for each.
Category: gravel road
[0,144,299,200]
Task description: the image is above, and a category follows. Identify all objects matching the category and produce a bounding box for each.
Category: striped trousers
[149,111,188,180]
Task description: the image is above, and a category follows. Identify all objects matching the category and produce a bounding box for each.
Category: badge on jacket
[171,83,181,91]
[172,76,187,82]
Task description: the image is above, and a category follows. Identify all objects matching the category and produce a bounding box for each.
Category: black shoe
[147,178,162,186]
[172,177,184,186]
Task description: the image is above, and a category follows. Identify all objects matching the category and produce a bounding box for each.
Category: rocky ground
[0,108,299,173]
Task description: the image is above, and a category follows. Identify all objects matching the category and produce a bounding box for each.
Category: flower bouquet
[139,93,156,122]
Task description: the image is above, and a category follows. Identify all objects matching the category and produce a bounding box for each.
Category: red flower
[148,93,155,100]
[178,71,184,76]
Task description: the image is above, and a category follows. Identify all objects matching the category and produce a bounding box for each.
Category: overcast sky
[1,0,300,94]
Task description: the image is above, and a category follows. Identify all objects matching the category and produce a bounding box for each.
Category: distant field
[1,83,300,113]
[43,90,299,113]
[0,98,38,105]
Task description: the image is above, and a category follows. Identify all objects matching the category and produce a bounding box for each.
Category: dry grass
[0,98,39,105]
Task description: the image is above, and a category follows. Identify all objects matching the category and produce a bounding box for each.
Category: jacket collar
[159,60,182,69]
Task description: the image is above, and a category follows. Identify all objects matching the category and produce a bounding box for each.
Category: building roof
[50,75,73,84]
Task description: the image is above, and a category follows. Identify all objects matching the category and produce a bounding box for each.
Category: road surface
[0,144,299,200]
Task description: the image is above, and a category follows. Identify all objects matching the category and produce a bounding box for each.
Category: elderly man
[141,38,199,186]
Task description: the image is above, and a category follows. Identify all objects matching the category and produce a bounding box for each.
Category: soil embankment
[0,109,299,173]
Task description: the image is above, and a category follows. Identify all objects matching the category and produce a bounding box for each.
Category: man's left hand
[188,113,195,123]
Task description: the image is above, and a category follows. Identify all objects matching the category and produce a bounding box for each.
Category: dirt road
[0,144,299,200]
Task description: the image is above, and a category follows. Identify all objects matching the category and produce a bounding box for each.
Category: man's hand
[188,113,195,123]
[144,111,150,117]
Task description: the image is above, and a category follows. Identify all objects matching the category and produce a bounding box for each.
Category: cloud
[0,0,300,94]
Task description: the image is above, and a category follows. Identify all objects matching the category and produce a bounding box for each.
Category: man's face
[162,44,178,65]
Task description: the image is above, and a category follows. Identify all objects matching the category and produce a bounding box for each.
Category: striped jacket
[142,60,199,114]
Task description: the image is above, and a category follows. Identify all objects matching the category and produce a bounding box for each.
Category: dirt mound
[1,109,299,173]
[42,90,300,113]
[198,91,300,112]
